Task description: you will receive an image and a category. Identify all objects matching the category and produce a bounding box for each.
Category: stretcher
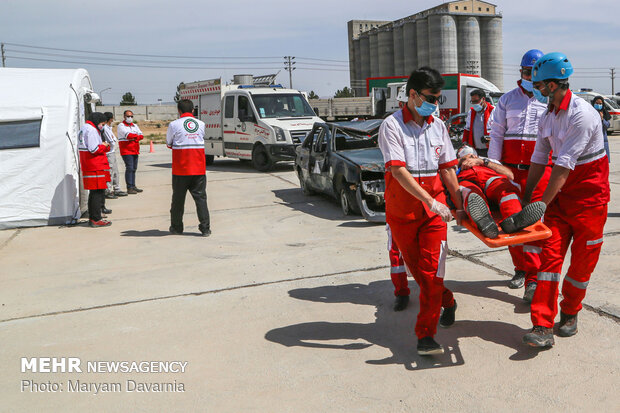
[454,211,552,248]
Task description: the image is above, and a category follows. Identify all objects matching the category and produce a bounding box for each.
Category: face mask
[532,88,548,104]
[472,103,483,112]
[98,124,104,131]
[521,78,534,92]
[594,104,603,111]
[125,117,133,123]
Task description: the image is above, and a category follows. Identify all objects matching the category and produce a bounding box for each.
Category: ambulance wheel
[252,144,273,172]
[205,155,215,166]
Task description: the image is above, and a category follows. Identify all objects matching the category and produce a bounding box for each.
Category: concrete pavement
[1,140,619,412]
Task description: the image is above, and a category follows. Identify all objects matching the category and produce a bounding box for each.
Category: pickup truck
[295,120,385,222]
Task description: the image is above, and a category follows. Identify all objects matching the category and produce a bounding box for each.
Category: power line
[3,42,348,64]
[4,55,349,71]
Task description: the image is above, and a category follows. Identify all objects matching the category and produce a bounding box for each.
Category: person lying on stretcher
[455,145,546,239]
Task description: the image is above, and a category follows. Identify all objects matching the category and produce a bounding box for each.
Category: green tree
[334,86,354,98]
[120,92,137,106]
[174,82,185,103]
[308,90,319,99]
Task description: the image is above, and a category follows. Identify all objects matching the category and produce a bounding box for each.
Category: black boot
[500,201,546,233]
[558,312,578,337]
[393,295,409,312]
[466,193,499,238]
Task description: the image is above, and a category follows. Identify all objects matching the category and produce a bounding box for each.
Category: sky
[1,0,619,104]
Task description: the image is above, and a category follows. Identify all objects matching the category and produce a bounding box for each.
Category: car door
[222,95,237,157]
[309,125,330,191]
[297,127,317,188]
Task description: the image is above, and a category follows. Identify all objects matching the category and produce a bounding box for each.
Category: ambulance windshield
[251,94,316,119]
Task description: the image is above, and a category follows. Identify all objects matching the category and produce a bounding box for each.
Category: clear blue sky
[1,0,618,103]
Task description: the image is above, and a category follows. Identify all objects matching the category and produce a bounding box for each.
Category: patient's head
[457,145,478,168]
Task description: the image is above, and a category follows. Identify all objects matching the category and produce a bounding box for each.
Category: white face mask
[125,116,133,123]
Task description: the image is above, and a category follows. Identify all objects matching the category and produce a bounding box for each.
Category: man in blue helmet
[521,53,610,348]
[489,49,550,301]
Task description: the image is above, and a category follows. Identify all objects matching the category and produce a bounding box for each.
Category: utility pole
[1,43,6,67]
[284,56,295,88]
[611,68,616,95]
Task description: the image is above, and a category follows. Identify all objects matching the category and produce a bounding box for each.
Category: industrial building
[348,1,503,96]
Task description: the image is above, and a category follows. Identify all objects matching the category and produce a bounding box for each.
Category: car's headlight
[273,126,286,142]
[361,180,385,195]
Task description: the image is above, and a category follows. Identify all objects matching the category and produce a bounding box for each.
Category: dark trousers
[122,154,139,188]
[88,189,105,221]
[170,174,210,233]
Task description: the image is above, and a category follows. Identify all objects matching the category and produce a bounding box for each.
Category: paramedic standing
[521,53,610,348]
[462,89,494,157]
[379,67,463,356]
[167,99,211,236]
[117,110,144,194]
[78,112,112,227]
[102,112,127,198]
[489,49,549,301]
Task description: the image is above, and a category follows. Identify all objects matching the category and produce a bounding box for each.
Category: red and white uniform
[166,113,206,175]
[463,103,494,150]
[458,166,522,221]
[529,90,610,328]
[386,224,409,297]
[379,106,457,339]
[78,121,110,190]
[489,81,550,285]
[117,121,144,155]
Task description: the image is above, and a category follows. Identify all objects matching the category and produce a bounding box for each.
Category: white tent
[0,68,97,229]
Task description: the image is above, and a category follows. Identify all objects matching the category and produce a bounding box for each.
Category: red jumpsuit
[489,81,550,286]
[379,106,458,339]
[458,165,522,222]
[387,224,409,297]
[78,121,111,189]
[529,91,610,328]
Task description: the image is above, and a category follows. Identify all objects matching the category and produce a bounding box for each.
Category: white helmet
[396,86,408,103]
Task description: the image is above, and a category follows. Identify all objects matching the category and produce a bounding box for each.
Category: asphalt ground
[1,138,618,412]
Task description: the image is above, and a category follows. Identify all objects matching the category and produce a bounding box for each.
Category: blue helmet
[520,49,544,68]
[532,52,574,82]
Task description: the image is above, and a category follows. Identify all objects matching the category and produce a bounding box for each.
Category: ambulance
[179,74,323,171]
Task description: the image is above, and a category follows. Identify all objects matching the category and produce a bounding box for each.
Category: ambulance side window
[238,96,256,123]
[224,96,234,119]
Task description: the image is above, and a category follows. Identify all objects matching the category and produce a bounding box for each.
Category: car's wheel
[252,144,273,172]
[205,154,215,166]
[340,188,354,215]
[298,170,314,195]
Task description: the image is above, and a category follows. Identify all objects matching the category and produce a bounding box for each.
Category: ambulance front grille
[290,130,310,144]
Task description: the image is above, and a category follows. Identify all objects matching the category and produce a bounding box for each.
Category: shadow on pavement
[272,188,359,222]
[206,159,294,174]
[607,212,620,218]
[265,280,540,370]
[120,229,203,237]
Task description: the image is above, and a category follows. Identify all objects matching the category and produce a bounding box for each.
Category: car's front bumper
[356,187,385,223]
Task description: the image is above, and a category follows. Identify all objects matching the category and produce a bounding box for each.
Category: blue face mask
[472,103,483,112]
[416,100,438,117]
[532,88,548,104]
[521,78,534,92]
[594,103,603,111]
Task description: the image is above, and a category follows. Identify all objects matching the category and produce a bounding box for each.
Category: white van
[180,75,323,171]
[573,90,620,133]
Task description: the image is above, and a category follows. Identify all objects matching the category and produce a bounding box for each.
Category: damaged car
[295,119,386,222]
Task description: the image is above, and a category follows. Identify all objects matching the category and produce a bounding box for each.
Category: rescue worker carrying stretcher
[489,49,549,298]
[379,67,464,356]
[522,53,610,348]
[455,145,546,239]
